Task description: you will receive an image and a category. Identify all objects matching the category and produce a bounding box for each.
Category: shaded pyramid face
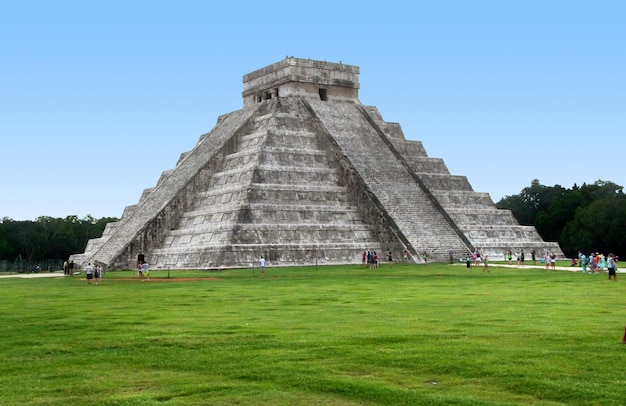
[71,58,562,270]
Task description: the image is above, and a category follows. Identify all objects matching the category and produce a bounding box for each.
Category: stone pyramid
[70,57,563,270]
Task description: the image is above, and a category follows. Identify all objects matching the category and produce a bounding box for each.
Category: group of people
[579,252,619,280]
[82,260,149,283]
[84,262,103,284]
[465,252,489,271]
[543,252,557,270]
[505,249,539,266]
[465,249,556,272]
[362,251,380,268]
[62,260,75,276]
[361,250,415,268]
[361,250,414,268]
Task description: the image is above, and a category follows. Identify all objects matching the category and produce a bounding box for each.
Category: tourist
[85,263,94,284]
[422,251,428,264]
[507,250,513,265]
[589,253,598,274]
[387,250,393,266]
[141,261,149,281]
[466,255,471,270]
[580,253,588,273]
[63,260,69,276]
[474,251,481,267]
[544,252,551,270]
[607,253,618,282]
[259,256,265,275]
[531,249,536,265]
[599,254,606,272]
[550,253,556,270]
[519,250,525,266]
[402,250,409,264]
[361,251,367,268]
[95,265,102,284]
[483,255,489,272]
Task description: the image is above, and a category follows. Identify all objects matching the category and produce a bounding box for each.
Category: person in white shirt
[141,261,150,281]
[85,263,94,284]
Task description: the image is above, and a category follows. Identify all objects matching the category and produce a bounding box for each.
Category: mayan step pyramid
[70,57,563,270]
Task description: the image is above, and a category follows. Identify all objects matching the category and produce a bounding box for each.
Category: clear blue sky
[1,1,624,221]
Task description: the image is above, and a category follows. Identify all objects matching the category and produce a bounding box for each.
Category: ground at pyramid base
[70,57,563,270]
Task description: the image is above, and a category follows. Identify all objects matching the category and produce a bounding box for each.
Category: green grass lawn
[1,263,624,405]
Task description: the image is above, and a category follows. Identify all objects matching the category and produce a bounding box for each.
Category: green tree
[498,179,625,257]
[560,194,626,256]
[0,215,118,261]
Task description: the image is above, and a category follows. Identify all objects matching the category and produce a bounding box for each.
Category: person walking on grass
[607,253,618,282]
[85,263,94,284]
[483,255,489,272]
[589,253,598,274]
[95,265,102,285]
[259,256,265,275]
[141,261,150,281]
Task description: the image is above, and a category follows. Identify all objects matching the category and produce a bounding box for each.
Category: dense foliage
[496,179,625,257]
[0,215,117,261]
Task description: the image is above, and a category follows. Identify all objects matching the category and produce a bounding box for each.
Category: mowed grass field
[1,263,624,405]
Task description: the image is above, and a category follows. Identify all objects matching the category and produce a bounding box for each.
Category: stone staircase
[344,103,562,260]
[306,98,470,262]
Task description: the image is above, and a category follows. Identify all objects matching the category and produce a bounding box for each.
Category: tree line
[0,215,117,262]
[496,179,625,258]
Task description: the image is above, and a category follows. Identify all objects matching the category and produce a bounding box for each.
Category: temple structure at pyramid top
[70,57,563,270]
[242,57,360,105]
